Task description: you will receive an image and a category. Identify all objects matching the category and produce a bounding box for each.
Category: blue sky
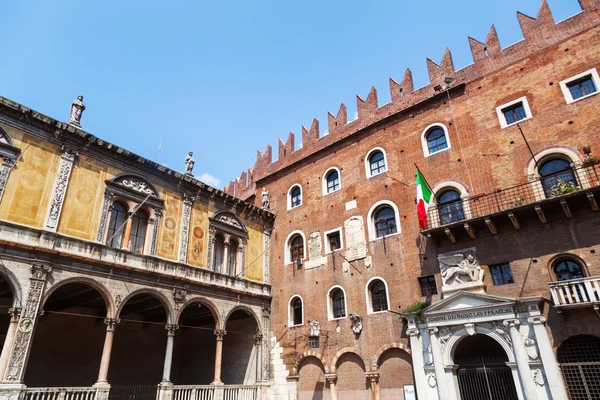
[0,1,582,188]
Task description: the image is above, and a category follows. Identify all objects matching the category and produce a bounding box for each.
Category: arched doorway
[378,348,414,400]
[336,353,368,400]
[222,309,259,384]
[454,334,519,400]
[171,300,217,384]
[557,334,600,399]
[26,282,108,386]
[297,356,329,400]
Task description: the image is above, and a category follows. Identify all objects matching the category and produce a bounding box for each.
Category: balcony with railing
[549,276,600,312]
[422,161,600,243]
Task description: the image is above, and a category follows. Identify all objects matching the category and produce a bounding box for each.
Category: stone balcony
[549,276,600,312]
[421,161,600,243]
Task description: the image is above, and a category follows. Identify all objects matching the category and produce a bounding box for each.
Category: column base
[211,379,224,386]
[159,380,173,387]
[93,381,111,389]
[0,383,26,389]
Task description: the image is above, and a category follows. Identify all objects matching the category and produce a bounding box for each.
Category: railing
[172,385,259,400]
[424,161,600,229]
[20,387,99,400]
[549,276,600,308]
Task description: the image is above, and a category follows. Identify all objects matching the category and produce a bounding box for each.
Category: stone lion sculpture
[438,252,480,285]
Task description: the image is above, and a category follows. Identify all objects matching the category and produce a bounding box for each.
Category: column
[206,227,216,271]
[407,328,429,400]
[212,329,227,384]
[254,332,263,382]
[223,242,230,275]
[96,191,114,242]
[0,308,21,380]
[45,146,78,231]
[0,156,17,203]
[261,305,271,382]
[161,324,179,385]
[428,328,450,400]
[95,318,118,387]
[504,319,538,400]
[3,264,51,384]
[366,372,380,400]
[325,374,338,400]
[150,209,162,256]
[178,194,193,262]
[528,316,568,400]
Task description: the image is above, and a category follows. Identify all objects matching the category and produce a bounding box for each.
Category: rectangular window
[502,102,526,125]
[309,336,320,348]
[325,229,343,253]
[567,76,597,100]
[418,276,438,296]
[490,263,514,286]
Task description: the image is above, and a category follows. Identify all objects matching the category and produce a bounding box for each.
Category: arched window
[227,239,238,275]
[212,234,225,273]
[438,190,465,225]
[368,150,386,176]
[128,209,148,254]
[374,206,397,238]
[107,201,128,249]
[289,296,303,326]
[426,127,448,154]
[554,259,585,281]
[539,158,578,198]
[325,169,340,194]
[290,234,304,264]
[329,287,346,319]
[367,279,389,313]
[290,185,302,208]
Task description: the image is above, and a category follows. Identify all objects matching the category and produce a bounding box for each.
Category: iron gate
[108,384,158,400]
[456,361,519,400]
[558,335,600,399]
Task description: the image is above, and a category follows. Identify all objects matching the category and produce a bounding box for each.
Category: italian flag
[416,169,432,230]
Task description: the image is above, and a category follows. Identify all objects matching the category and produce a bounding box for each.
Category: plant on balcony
[583,155,600,166]
[506,193,526,208]
[550,178,580,197]
[404,301,429,314]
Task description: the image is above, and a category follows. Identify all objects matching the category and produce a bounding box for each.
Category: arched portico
[0,271,19,381]
[221,308,262,384]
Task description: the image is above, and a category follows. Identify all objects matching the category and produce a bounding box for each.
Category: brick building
[225,1,600,399]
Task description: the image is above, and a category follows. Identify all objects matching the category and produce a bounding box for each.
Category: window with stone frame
[418,275,438,296]
[330,287,346,319]
[289,185,302,208]
[553,258,585,281]
[325,169,340,193]
[98,175,164,256]
[369,279,389,313]
[289,234,305,264]
[368,150,387,176]
[207,211,247,276]
[489,263,514,286]
[373,206,397,237]
[290,296,303,326]
[0,127,21,204]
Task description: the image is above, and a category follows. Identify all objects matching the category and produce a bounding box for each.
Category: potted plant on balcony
[550,178,580,197]
[582,154,600,166]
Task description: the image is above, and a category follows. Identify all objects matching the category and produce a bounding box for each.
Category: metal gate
[108,384,158,400]
[558,335,600,399]
[456,361,519,400]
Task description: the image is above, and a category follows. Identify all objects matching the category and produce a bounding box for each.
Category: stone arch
[40,276,115,318]
[335,352,369,399]
[175,297,222,329]
[372,342,411,371]
[296,354,329,400]
[0,264,23,308]
[115,288,174,323]
[445,326,515,366]
[110,174,161,198]
[294,352,329,375]
[211,211,248,233]
[525,145,582,177]
[331,348,369,373]
[377,346,414,400]
[223,304,261,330]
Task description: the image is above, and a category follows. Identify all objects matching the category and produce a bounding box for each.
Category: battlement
[225,0,600,201]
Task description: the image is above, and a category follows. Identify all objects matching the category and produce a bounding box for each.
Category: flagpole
[414,163,433,192]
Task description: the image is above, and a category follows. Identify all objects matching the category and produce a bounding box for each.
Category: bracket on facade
[587,192,598,211]
[508,212,520,230]
[534,206,547,224]
[463,223,476,239]
[444,228,456,243]
[484,217,497,234]
[560,199,572,218]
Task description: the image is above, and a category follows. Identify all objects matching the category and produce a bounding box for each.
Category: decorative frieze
[178,194,194,262]
[263,228,270,283]
[45,147,78,232]
[150,209,162,256]
[96,191,114,242]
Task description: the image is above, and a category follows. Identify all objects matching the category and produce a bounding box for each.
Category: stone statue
[69,95,85,127]
[349,313,363,338]
[261,187,270,210]
[309,320,320,337]
[438,251,481,286]
[185,152,195,176]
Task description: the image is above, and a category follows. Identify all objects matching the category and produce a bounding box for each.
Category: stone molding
[45,146,78,232]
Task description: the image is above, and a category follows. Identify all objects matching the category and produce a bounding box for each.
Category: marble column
[212,329,227,384]
[150,209,162,256]
[161,324,179,384]
[0,308,21,380]
[504,319,538,400]
[428,328,450,400]
[366,372,380,400]
[254,332,263,383]
[261,305,271,382]
[407,328,429,400]
[45,146,78,231]
[528,316,568,400]
[95,318,118,387]
[325,374,338,400]
[177,194,193,262]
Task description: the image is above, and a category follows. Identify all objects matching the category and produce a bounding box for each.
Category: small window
[369,280,388,313]
[227,239,238,275]
[490,263,514,286]
[374,206,397,238]
[418,276,438,296]
[213,234,225,273]
[554,259,585,281]
[330,288,346,319]
[560,69,600,104]
[326,170,340,193]
[129,209,148,254]
[290,234,304,264]
[107,201,128,249]
[496,97,532,128]
[539,158,578,198]
[290,296,303,326]
[426,128,448,154]
[438,190,465,225]
[290,185,302,208]
[325,229,342,253]
[308,335,320,348]
[369,150,387,176]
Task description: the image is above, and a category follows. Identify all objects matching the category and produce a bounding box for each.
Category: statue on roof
[69,95,85,127]
[185,152,195,176]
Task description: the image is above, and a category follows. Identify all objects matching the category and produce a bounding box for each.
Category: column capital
[165,324,179,336]
[503,318,520,328]
[254,331,263,345]
[2,156,16,168]
[324,374,338,384]
[528,316,547,325]
[214,329,227,340]
[104,318,119,331]
[407,328,420,337]
[428,327,439,335]
[61,145,79,161]
[30,263,52,281]
[8,308,21,323]
[365,372,380,383]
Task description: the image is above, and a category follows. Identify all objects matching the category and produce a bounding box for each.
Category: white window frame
[287,184,303,210]
[559,68,600,104]
[421,123,451,157]
[288,295,304,327]
[365,277,391,315]
[495,96,532,129]
[322,167,342,195]
[365,147,388,178]
[284,230,307,265]
[366,200,401,242]
[327,285,348,321]
[324,227,344,254]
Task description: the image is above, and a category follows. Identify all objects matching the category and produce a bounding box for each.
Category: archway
[454,335,519,400]
[171,300,217,384]
[378,348,414,400]
[222,308,259,384]
[26,282,108,386]
[336,353,369,400]
[297,356,329,400]
[0,273,16,379]
[557,334,600,399]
